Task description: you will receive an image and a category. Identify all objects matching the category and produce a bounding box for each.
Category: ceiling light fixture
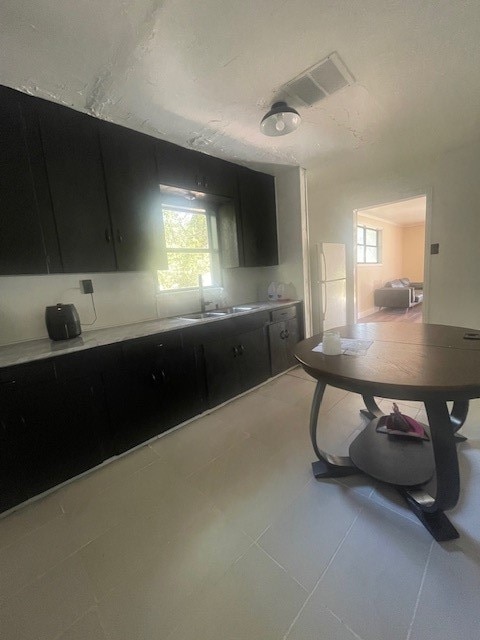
[260,101,301,137]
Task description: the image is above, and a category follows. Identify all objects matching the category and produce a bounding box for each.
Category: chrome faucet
[198,274,212,313]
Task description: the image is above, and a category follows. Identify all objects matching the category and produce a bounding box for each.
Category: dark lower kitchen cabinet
[0,86,59,275]
[38,100,116,273]
[104,332,204,454]
[99,122,167,271]
[0,354,111,508]
[269,305,301,376]
[204,326,270,408]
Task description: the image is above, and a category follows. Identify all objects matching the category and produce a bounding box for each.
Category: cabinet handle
[232,346,238,358]
[284,330,289,339]
[117,229,123,243]
[238,344,245,355]
[161,369,167,383]
[280,330,286,339]
[151,372,157,383]
[105,228,111,243]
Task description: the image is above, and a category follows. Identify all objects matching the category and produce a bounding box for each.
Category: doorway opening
[354,195,427,324]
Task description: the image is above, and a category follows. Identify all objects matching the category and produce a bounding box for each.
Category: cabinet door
[237,326,270,391]
[38,101,116,272]
[197,154,237,197]
[100,122,167,271]
[285,316,300,367]
[204,338,242,408]
[0,382,28,512]
[155,140,201,191]
[238,167,278,267]
[0,87,49,274]
[268,321,289,376]
[109,333,202,453]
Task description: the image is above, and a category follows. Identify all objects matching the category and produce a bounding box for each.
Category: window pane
[357,226,364,244]
[357,245,365,263]
[163,209,209,249]
[365,246,378,263]
[158,252,212,290]
[365,228,377,245]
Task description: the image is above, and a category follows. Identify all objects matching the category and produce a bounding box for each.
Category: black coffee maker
[45,304,82,341]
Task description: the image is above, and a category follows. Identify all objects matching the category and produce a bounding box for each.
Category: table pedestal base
[398,488,459,541]
[309,381,466,541]
[311,459,359,479]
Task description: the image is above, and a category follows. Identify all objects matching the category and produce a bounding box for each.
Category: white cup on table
[322,331,342,355]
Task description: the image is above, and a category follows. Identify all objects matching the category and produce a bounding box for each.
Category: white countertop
[0,300,300,368]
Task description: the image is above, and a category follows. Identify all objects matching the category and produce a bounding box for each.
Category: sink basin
[179,312,224,320]
[178,305,260,321]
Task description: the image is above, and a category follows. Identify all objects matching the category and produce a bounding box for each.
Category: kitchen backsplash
[0,266,289,346]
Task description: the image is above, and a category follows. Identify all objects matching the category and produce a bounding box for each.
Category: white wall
[307,137,480,333]
[0,167,305,346]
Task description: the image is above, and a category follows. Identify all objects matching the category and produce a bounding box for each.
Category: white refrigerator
[313,242,347,332]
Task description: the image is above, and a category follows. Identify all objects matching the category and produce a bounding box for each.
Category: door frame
[352,189,431,323]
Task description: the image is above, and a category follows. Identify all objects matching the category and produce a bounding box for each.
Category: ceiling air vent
[284,52,355,107]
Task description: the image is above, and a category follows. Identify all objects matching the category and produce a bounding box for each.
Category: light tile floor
[1,367,480,640]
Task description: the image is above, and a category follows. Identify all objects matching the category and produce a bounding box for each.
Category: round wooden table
[295,323,480,541]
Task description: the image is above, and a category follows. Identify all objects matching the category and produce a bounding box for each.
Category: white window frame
[157,203,221,292]
[357,224,382,264]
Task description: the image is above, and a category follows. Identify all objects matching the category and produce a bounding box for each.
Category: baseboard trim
[357,307,377,319]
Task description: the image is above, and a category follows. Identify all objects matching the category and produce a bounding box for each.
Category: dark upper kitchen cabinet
[237,167,278,267]
[155,139,237,197]
[37,101,117,272]
[99,122,167,271]
[0,86,60,275]
[219,167,278,269]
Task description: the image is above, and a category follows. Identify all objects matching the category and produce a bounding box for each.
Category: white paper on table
[312,338,373,356]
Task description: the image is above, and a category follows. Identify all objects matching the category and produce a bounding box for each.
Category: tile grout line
[50,605,99,640]
[327,607,367,640]
[405,539,434,640]
[253,542,310,593]
[282,506,364,640]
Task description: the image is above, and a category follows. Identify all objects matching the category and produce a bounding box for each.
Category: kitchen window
[157,204,221,290]
[357,225,381,264]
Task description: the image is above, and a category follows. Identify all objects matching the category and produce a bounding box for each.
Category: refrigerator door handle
[321,250,327,283]
[322,282,327,320]
[314,243,321,284]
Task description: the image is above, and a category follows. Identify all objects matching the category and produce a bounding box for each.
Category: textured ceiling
[2,0,480,168]
[359,196,427,226]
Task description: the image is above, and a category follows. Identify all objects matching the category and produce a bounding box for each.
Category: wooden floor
[357,303,423,324]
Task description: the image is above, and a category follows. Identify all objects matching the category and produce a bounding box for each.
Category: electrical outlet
[80,279,94,294]
[430,243,439,255]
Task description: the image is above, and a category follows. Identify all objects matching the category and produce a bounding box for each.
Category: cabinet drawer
[54,345,121,380]
[271,306,297,323]
[0,359,56,386]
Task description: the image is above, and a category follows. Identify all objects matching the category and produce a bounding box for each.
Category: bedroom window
[157,204,220,291]
[357,225,381,264]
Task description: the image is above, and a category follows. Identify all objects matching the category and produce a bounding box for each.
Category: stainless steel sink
[178,305,260,321]
[179,312,225,320]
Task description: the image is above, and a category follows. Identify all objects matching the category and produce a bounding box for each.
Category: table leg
[360,395,385,420]
[398,400,460,541]
[310,380,359,479]
[451,400,469,442]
